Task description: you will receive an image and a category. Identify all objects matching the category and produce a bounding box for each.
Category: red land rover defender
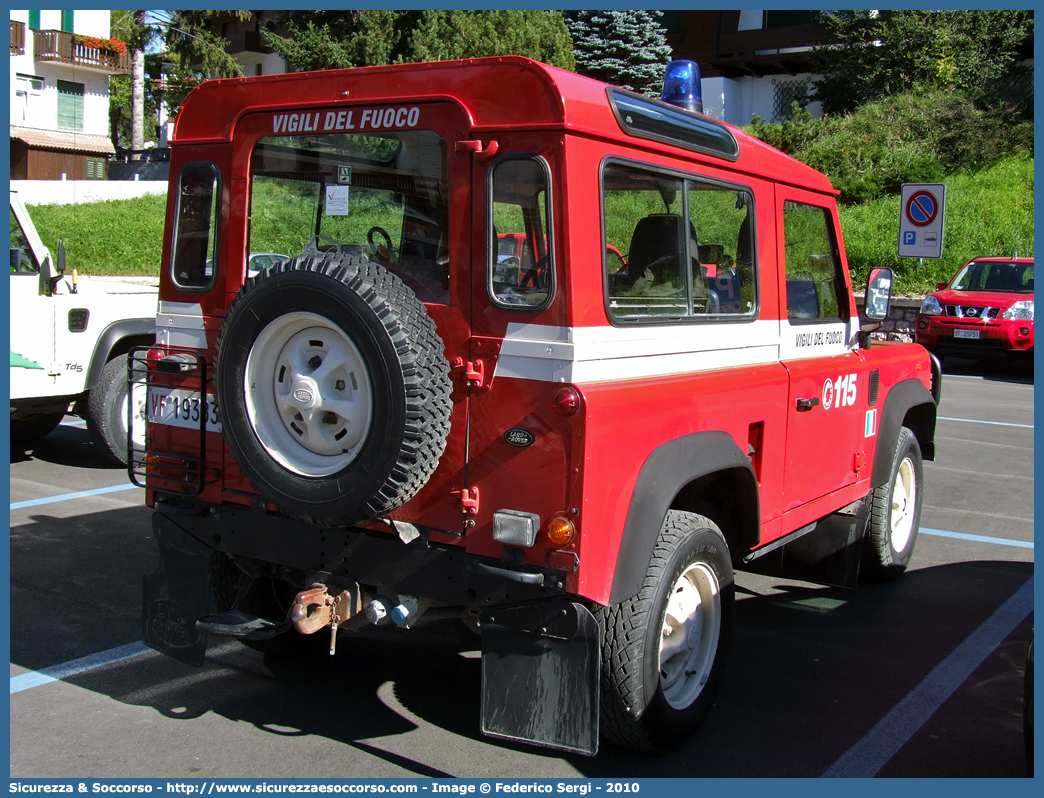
[136,57,939,755]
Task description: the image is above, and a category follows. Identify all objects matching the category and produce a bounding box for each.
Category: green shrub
[746,87,1033,205]
[840,154,1034,293]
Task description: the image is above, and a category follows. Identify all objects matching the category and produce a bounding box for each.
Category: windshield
[248,129,449,303]
[951,260,1034,293]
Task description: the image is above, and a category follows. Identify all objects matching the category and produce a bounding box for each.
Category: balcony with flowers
[32,29,131,74]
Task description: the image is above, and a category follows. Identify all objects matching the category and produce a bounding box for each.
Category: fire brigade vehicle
[9,189,156,464]
[136,57,940,756]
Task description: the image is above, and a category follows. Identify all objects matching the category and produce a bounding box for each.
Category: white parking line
[822,578,1034,777]
[10,483,140,510]
[10,642,151,694]
[938,416,1033,429]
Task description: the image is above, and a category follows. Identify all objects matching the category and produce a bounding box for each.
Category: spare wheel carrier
[214,254,452,525]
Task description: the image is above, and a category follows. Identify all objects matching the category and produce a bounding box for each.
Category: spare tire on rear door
[215,254,452,525]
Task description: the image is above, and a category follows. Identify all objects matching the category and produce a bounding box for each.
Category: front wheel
[863,426,923,581]
[599,510,734,752]
[87,353,145,466]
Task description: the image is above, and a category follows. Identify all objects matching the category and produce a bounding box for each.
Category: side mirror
[936,281,948,291]
[55,239,67,274]
[864,267,893,321]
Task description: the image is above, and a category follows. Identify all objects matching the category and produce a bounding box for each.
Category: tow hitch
[289,583,361,655]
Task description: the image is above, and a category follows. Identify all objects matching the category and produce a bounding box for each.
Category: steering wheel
[302,234,342,257]
[367,226,393,252]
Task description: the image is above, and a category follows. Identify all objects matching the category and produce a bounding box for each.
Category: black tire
[599,510,734,753]
[10,411,64,446]
[863,426,922,581]
[215,254,452,525]
[87,353,140,466]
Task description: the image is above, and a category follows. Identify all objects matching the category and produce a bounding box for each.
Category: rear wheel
[864,426,922,581]
[599,511,734,752]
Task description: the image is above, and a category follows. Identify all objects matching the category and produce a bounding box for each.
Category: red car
[916,257,1034,360]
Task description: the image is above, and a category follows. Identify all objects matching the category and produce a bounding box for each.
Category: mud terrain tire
[215,254,452,525]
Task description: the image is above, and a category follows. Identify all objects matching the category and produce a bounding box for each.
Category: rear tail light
[546,516,575,546]
[553,386,581,416]
[492,510,540,547]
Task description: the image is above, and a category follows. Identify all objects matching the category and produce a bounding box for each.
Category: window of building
[56,80,84,131]
[772,79,811,122]
[171,162,220,290]
[85,158,106,180]
[782,201,846,322]
[766,11,817,28]
[14,74,44,124]
[603,161,757,322]
[487,156,554,311]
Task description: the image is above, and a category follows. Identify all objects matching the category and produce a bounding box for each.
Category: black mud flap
[142,512,212,666]
[480,600,600,756]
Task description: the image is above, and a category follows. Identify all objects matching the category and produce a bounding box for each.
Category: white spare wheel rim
[245,311,373,477]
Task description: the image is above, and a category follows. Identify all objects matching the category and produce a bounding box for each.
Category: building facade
[10,9,130,180]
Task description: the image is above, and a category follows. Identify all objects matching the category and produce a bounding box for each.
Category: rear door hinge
[455,139,500,161]
[853,451,866,473]
[453,486,480,515]
[451,357,486,389]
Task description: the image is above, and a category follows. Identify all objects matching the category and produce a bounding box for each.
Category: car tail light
[553,386,581,416]
[546,516,575,546]
[493,510,539,547]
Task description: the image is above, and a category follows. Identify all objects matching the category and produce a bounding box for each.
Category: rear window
[248,128,450,304]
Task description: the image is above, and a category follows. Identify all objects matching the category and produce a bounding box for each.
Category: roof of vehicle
[963,257,1034,264]
[172,56,834,194]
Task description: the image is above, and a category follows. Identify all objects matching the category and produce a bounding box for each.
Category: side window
[783,201,846,322]
[603,161,756,322]
[488,156,553,310]
[171,162,220,290]
[687,180,756,315]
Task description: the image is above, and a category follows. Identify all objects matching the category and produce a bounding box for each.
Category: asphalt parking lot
[8,357,1034,778]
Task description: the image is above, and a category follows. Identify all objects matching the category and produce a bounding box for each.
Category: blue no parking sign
[898,183,946,258]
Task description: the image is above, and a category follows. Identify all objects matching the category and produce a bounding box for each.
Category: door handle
[796,397,820,412]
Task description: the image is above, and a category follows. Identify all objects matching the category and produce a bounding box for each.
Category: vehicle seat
[626,214,686,283]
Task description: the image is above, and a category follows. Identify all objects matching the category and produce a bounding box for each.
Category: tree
[110,10,157,154]
[812,10,1032,116]
[263,10,575,72]
[563,11,672,96]
[163,11,252,79]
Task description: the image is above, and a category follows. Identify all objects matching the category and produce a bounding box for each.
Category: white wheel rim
[659,561,721,710]
[124,379,147,450]
[245,311,373,477]
[889,455,917,553]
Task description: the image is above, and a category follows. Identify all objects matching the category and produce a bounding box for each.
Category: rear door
[776,188,866,514]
